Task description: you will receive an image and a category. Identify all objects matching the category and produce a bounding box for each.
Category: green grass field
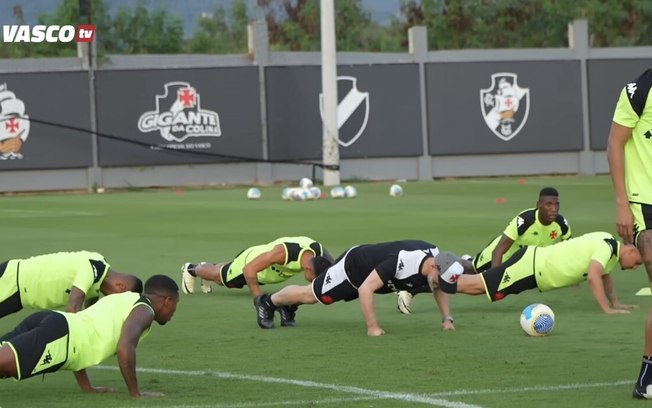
[0,176,649,408]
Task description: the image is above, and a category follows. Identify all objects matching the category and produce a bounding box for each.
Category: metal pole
[320,0,340,186]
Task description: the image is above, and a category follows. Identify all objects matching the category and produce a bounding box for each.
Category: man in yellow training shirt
[0,274,179,398]
[0,250,142,317]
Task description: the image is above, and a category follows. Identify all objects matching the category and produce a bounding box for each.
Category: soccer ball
[520,303,555,336]
[299,177,313,189]
[281,187,292,200]
[344,185,357,198]
[290,188,310,201]
[308,186,321,200]
[330,186,345,199]
[389,184,403,197]
[246,187,261,200]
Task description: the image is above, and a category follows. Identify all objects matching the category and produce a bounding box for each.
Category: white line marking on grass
[428,380,633,397]
[95,365,482,408]
[0,209,99,217]
[133,396,379,408]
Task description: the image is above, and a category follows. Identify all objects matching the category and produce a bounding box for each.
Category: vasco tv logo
[2,25,96,43]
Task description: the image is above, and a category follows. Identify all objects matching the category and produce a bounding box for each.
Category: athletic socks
[636,356,652,387]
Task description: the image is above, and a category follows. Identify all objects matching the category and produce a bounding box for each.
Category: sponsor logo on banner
[480,72,530,141]
[0,83,30,160]
[138,81,221,149]
[319,76,369,147]
[2,25,95,43]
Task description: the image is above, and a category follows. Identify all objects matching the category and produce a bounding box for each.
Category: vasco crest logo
[319,76,369,147]
[0,83,30,160]
[480,73,530,141]
[138,81,221,143]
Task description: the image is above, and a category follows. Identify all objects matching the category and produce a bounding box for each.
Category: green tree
[392,0,652,49]
[257,0,396,51]
[187,0,250,54]
[110,0,184,54]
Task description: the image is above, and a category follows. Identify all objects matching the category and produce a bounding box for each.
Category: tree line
[1,0,650,59]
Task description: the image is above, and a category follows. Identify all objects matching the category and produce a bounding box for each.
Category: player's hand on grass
[367,326,385,336]
[441,320,455,331]
[614,303,638,310]
[134,391,165,398]
[604,308,630,315]
[84,386,114,393]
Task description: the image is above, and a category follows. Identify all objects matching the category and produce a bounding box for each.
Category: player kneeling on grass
[432,232,641,315]
[396,187,571,315]
[0,275,179,398]
[254,240,472,335]
[181,236,332,327]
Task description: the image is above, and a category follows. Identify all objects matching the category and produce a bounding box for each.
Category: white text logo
[2,25,95,43]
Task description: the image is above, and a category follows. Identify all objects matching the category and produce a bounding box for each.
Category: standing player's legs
[631,204,652,398]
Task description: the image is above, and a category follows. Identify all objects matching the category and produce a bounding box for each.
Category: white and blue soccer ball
[281,187,292,200]
[299,177,313,189]
[520,303,555,336]
[330,186,346,199]
[309,186,322,200]
[389,184,403,197]
[290,188,310,201]
[246,187,262,200]
[344,185,357,199]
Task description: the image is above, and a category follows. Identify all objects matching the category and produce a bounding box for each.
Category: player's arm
[607,121,635,244]
[66,286,87,313]
[73,369,113,393]
[357,270,386,337]
[602,273,638,310]
[586,260,629,314]
[68,258,99,312]
[117,304,160,398]
[491,234,514,268]
[242,244,286,297]
[432,289,455,331]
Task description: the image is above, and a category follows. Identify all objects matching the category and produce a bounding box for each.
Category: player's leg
[254,284,317,328]
[464,247,535,301]
[0,343,18,378]
[471,236,501,274]
[0,311,68,380]
[181,261,229,294]
[631,206,652,398]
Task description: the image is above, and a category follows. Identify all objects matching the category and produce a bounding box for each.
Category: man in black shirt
[253,240,468,336]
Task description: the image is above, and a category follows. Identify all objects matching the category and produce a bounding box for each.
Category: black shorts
[1,311,69,380]
[0,260,22,318]
[479,247,538,302]
[631,202,652,244]
[311,250,358,304]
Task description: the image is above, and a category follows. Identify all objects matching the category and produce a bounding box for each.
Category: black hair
[539,187,559,198]
[312,256,333,277]
[144,274,179,297]
[132,277,144,294]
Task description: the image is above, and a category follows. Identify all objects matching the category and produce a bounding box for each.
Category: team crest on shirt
[480,73,530,141]
[319,76,370,147]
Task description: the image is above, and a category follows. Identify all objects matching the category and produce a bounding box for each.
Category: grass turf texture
[0,175,648,408]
